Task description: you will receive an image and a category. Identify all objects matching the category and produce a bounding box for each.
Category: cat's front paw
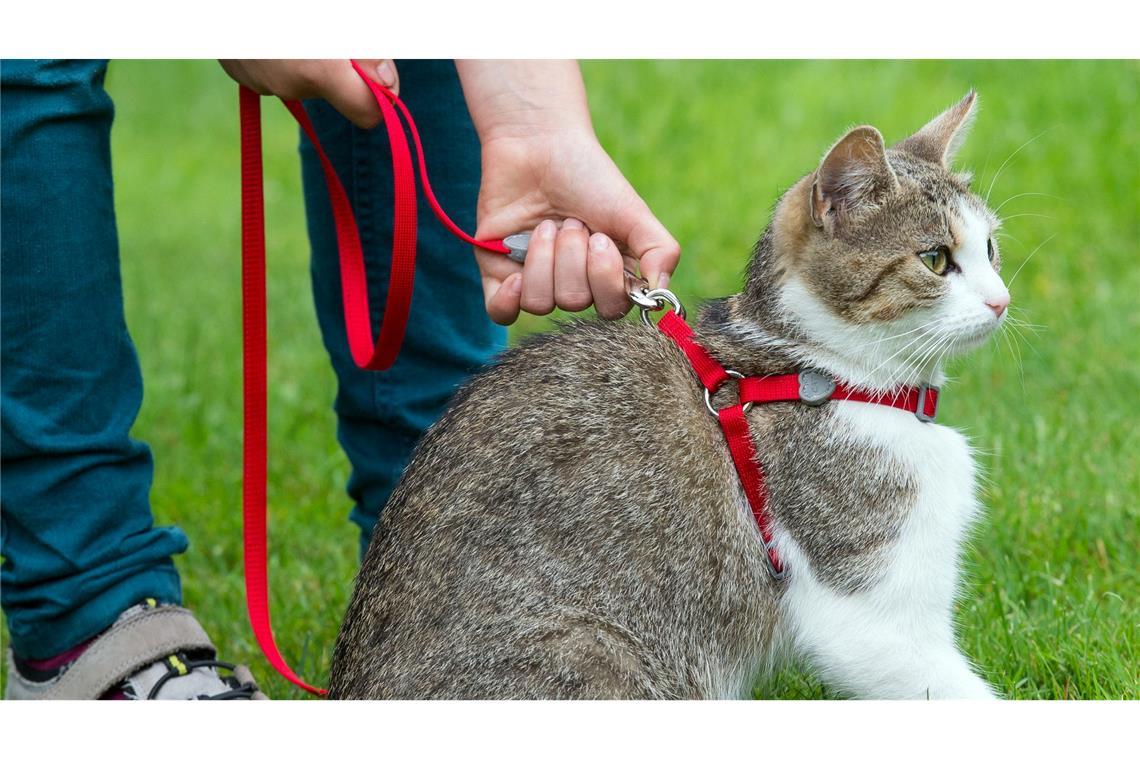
[926,673,998,700]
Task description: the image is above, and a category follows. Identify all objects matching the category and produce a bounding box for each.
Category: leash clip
[915,383,938,422]
[637,288,685,326]
[500,230,680,318]
[624,269,660,310]
[503,232,531,264]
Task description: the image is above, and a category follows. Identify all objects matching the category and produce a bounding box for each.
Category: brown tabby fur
[330,91,999,699]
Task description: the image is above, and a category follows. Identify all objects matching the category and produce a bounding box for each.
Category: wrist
[456,60,596,144]
[473,87,595,144]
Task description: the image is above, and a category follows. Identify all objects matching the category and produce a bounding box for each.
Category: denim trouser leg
[0,59,501,660]
[1,60,187,659]
[299,60,506,555]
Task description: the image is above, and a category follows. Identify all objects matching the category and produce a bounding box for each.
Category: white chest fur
[772,400,993,699]
[835,401,981,611]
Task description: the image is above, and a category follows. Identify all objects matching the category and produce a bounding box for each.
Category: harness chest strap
[654,310,939,578]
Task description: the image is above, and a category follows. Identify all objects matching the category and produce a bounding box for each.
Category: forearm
[455,60,595,142]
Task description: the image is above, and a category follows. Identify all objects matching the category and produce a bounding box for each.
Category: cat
[330,91,1007,699]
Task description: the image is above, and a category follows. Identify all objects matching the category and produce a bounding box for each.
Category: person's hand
[219,59,398,129]
[455,60,680,326]
[474,130,680,325]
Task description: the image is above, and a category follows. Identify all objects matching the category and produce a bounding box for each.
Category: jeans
[0,59,504,659]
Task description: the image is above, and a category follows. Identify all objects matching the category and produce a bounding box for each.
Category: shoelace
[146,655,257,700]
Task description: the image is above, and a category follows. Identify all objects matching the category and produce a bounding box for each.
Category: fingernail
[562,218,584,231]
[536,220,557,240]
[589,233,609,252]
[376,62,395,87]
[507,273,523,294]
[656,272,670,289]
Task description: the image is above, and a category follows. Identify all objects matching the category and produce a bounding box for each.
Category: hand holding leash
[502,228,681,322]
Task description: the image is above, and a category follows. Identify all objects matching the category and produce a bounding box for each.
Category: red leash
[240,61,941,693]
[240,62,510,695]
[655,310,939,577]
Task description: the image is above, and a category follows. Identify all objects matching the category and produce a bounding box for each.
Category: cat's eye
[918,246,951,275]
[987,238,995,262]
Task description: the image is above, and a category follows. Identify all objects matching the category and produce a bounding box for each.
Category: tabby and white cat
[331,91,1008,699]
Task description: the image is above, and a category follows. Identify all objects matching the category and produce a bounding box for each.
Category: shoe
[5,600,267,700]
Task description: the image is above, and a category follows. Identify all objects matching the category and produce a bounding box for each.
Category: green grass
[2,60,1136,700]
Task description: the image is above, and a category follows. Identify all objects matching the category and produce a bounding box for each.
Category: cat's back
[331,315,783,699]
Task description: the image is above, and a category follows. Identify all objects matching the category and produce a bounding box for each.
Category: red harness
[655,310,939,577]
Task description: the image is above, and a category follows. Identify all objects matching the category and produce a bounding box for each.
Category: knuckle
[490,311,517,326]
[520,295,554,316]
[597,303,626,321]
[290,63,320,95]
[356,111,382,129]
[557,226,589,246]
[557,290,593,312]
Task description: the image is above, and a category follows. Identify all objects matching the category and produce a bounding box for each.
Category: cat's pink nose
[986,292,1010,318]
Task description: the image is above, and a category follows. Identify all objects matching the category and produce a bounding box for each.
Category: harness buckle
[761,542,788,581]
[798,369,836,407]
[915,383,938,423]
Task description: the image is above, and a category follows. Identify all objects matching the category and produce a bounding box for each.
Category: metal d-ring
[703,369,754,417]
[638,288,686,326]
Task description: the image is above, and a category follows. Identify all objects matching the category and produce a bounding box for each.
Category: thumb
[324,59,399,129]
[353,59,400,97]
[610,198,680,290]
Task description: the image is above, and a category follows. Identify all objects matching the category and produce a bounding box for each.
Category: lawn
[2,60,1136,700]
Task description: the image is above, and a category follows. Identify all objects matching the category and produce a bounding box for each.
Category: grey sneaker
[5,601,266,700]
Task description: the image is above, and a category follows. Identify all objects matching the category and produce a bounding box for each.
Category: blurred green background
[2,60,1136,699]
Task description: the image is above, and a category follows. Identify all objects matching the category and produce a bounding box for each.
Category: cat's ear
[896,90,978,166]
[811,126,898,227]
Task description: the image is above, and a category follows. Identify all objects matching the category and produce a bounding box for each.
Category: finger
[323,59,396,129]
[587,233,631,320]
[520,219,557,316]
[348,58,398,97]
[218,60,271,94]
[484,272,523,326]
[554,218,592,312]
[613,200,681,289]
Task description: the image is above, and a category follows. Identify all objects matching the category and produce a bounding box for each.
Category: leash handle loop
[240,62,509,696]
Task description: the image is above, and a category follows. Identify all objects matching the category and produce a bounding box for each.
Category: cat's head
[755,91,1009,390]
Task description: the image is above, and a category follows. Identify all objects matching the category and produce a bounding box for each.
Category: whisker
[1004,316,1045,332]
[1006,306,1046,331]
[857,327,938,390]
[896,330,947,390]
[1011,328,1028,389]
[995,231,1024,247]
[1001,322,1026,392]
[985,128,1053,203]
[1005,233,1056,288]
[999,212,1055,223]
[1006,319,1043,360]
[992,191,1066,215]
[852,317,945,350]
[918,333,955,386]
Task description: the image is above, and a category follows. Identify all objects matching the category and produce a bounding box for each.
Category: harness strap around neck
[738,376,938,418]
